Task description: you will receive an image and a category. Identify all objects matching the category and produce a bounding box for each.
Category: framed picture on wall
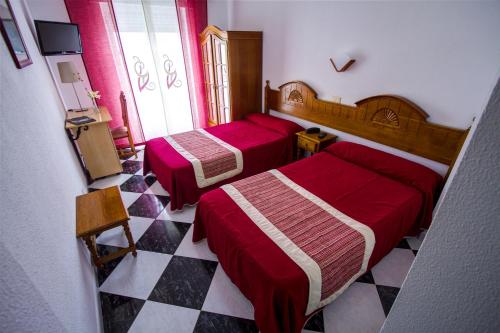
[0,0,32,69]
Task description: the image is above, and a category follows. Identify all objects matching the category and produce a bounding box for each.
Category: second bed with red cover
[193,142,442,333]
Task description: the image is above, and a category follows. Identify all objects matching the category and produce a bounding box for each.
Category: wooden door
[201,35,219,126]
[212,35,231,124]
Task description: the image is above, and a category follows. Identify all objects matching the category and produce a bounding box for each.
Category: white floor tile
[135,168,144,176]
[134,150,144,162]
[405,232,426,250]
[323,282,386,333]
[157,203,196,223]
[371,248,415,288]
[202,265,254,320]
[120,191,142,208]
[145,181,170,196]
[99,250,171,299]
[175,225,218,261]
[128,301,200,333]
[89,173,131,189]
[96,216,154,248]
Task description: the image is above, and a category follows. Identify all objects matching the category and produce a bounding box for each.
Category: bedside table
[296,131,337,160]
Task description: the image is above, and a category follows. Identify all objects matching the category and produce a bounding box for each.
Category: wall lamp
[330,54,356,72]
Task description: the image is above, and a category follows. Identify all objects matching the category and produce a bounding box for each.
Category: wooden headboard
[264,80,468,166]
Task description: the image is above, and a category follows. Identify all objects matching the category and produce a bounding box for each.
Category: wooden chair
[111,91,137,159]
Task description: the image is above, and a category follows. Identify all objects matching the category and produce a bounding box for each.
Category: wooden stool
[76,186,137,267]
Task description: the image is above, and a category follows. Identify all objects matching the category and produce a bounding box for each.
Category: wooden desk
[76,186,136,267]
[66,107,122,180]
[296,131,337,160]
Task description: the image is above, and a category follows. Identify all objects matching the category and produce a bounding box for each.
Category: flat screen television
[34,20,82,55]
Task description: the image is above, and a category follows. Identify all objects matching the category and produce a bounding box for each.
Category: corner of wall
[381,76,500,333]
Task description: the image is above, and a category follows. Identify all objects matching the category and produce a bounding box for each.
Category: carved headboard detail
[371,108,400,128]
[264,80,468,166]
[288,89,304,104]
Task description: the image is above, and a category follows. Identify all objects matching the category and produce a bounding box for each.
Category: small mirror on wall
[0,0,32,69]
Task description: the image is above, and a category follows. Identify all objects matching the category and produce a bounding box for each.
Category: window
[113,0,193,139]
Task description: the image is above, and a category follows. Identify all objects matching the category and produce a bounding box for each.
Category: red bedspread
[143,114,303,210]
[193,150,439,333]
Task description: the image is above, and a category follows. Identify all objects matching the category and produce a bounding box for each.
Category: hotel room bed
[143,113,303,210]
[193,142,443,333]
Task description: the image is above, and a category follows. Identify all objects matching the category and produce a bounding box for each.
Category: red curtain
[176,0,208,129]
[64,0,145,146]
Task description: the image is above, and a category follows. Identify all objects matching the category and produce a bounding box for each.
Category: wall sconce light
[330,54,356,72]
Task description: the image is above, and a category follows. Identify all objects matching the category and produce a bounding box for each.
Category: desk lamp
[57,61,86,112]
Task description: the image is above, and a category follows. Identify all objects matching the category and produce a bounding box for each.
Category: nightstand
[296,131,337,160]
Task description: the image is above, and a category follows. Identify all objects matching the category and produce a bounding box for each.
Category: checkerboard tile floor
[89,148,425,333]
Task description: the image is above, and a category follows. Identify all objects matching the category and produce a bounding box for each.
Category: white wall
[380,76,500,332]
[208,0,500,174]
[0,1,100,332]
[26,0,94,110]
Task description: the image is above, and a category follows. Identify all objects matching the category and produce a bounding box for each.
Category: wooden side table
[76,186,136,268]
[296,131,337,160]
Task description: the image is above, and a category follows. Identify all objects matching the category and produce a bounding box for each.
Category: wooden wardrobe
[200,25,263,126]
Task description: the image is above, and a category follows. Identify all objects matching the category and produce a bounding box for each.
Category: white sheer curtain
[113,0,193,139]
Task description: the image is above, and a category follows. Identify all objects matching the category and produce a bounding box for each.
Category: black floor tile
[96,245,125,286]
[100,292,145,333]
[122,160,143,174]
[194,311,258,333]
[395,239,411,249]
[127,194,169,218]
[304,310,324,332]
[356,271,375,284]
[144,174,157,187]
[148,256,217,309]
[136,220,191,254]
[376,285,400,316]
[120,175,151,193]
